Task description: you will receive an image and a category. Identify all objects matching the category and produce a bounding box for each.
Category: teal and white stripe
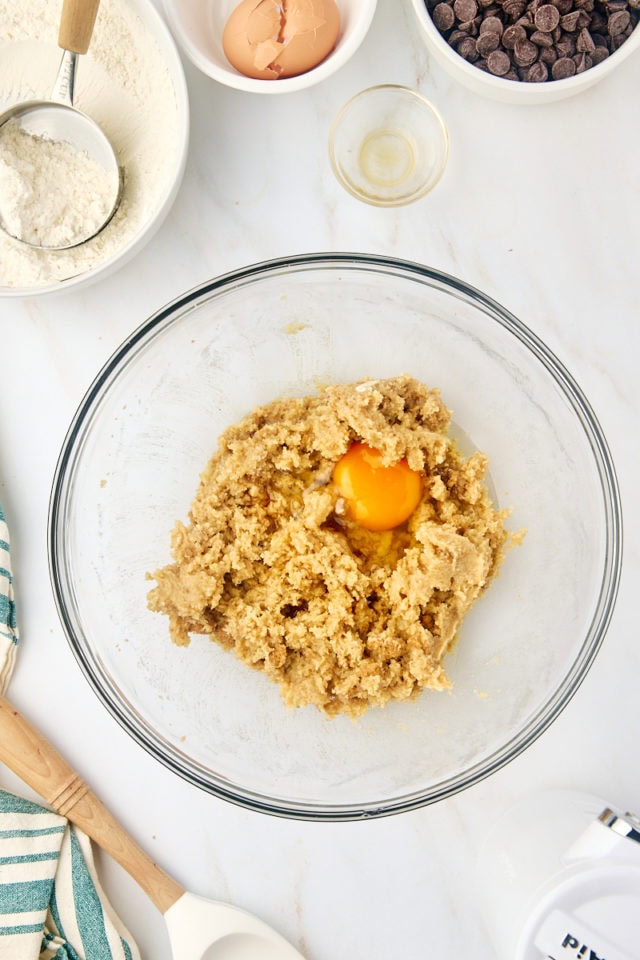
[0,502,18,696]
[0,793,65,957]
[0,503,140,959]
[0,791,140,959]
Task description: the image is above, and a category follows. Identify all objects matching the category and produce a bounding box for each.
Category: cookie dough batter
[147,376,515,717]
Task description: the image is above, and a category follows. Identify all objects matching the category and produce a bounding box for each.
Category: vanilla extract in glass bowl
[329,85,449,206]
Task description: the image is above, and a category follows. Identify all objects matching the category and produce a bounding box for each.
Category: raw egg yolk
[332,443,423,532]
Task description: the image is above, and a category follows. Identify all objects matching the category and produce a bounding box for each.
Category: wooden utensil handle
[0,696,184,915]
[59,0,101,54]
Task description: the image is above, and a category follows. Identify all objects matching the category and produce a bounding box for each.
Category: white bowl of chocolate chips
[410,0,640,101]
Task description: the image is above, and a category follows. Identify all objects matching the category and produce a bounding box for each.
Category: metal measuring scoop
[0,0,121,250]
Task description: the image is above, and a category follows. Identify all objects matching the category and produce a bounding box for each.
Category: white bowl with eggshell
[161,0,378,93]
[409,0,640,103]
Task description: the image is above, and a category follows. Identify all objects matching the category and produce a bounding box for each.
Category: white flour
[0,0,182,289]
[0,118,117,248]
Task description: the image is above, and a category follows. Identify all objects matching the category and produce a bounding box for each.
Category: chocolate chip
[540,43,559,59]
[590,44,610,59]
[576,25,596,47]
[476,29,502,51]
[555,33,577,53]
[454,0,479,19]
[487,47,513,71]
[560,9,582,27]
[589,10,608,30]
[512,13,533,29]
[513,35,540,60]
[502,22,528,43]
[527,59,550,76]
[459,16,481,32]
[448,28,468,42]
[552,53,578,74]
[531,26,555,41]
[456,35,480,57]
[503,0,527,17]
[608,8,631,31]
[480,14,505,30]
[433,2,457,28]
[573,49,594,67]
[534,3,562,27]
[610,30,629,46]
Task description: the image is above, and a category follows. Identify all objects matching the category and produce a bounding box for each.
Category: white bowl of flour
[0,0,189,295]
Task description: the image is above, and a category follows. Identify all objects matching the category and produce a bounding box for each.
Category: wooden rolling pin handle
[0,696,185,915]
[59,0,101,55]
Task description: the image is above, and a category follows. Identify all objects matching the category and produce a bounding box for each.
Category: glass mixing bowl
[49,254,622,821]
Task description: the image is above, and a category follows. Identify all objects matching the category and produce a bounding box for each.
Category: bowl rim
[408,0,640,101]
[48,252,623,821]
[0,0,190,298]
[161,0,378,94]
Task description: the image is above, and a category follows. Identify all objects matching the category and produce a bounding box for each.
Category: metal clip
[599,808,640,845]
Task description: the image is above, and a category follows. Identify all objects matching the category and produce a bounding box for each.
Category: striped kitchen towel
[0,503,18,696]
[0,790,141,959]
[0,499,141,959]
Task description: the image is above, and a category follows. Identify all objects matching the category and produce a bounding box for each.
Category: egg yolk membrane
[332,443,423,532]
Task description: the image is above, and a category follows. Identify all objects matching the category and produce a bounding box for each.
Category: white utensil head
[164,892,305,960]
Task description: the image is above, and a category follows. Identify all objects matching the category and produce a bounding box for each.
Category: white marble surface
[1,0,640,957]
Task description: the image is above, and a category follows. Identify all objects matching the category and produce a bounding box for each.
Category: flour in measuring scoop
[0,118,117,248]
[0,0,181,289]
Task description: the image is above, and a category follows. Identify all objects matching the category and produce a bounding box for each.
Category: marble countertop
[1,0,639,957]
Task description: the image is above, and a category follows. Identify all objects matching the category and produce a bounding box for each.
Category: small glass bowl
[328,85,449,206]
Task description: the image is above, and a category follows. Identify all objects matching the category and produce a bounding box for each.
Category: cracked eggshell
[223,0,341,80]
[162,0,377,94]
